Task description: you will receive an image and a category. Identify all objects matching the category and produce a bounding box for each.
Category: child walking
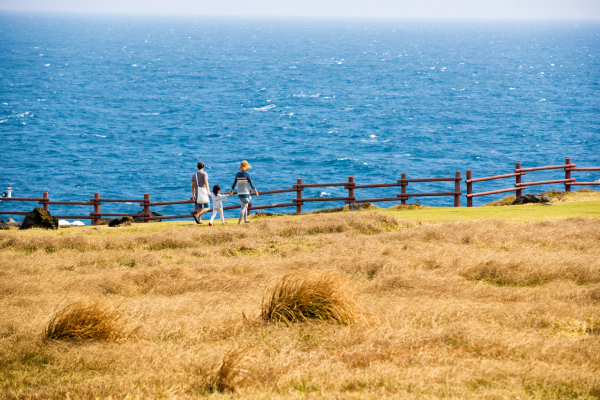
[208,185,229,226]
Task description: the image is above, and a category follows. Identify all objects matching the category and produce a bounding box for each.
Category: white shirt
[209,193,229,209]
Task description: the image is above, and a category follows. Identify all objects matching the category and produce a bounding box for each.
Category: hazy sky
[1,0,600,19]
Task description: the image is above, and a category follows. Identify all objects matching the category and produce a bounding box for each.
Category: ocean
[1,13,599,220]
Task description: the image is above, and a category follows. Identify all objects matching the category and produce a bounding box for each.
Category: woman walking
[230,160,259,224]
[191,161,210,224]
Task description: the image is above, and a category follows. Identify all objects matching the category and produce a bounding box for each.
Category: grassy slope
[41,198,600,237]
[1,199,599,399]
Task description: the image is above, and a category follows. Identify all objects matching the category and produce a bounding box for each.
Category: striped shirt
[231,171,255,195]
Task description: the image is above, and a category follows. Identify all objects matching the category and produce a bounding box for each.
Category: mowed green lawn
[382,200,600,221]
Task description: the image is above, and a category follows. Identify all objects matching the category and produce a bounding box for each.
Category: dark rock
[108,216,134,227]
[512,193,552,205]
[19,207,58,230]
[349,203,360,211]
[133,211,163,222]
[253,211,284,217]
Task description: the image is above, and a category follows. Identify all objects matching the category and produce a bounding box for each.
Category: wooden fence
[0,173,462,223]
[465,158,600,207]
[1,157,599,221]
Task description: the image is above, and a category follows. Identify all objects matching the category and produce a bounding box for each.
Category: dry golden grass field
[1,195,600,399]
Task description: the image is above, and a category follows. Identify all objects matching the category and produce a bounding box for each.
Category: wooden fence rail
[0,173,462,223]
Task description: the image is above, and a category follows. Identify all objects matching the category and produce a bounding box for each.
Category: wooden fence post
[348,176,355,207]
[93,193,100,225]
[565,158,571,192]
[515,162,522,197]
[296,178,303,215]
[400,173,407,205]
[454,171,461,207]
[43,192,49,212]
[466,170,473,207]
[143,193,150,222]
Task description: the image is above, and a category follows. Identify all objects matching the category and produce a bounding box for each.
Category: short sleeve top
[193,171,208,188]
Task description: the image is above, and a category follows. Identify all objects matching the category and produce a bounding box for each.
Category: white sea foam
[95,134,107,138]
[509,88,516,90]
[538,99,546,102]
[254,104,276,111]
[44,64,50,67]
[293,93,320,98]
[132,64,137,67]
[257,88,266,92]
[0,120,6,123]
[319,192,331,197]
[289,66,297,69]
[369,135,377,138]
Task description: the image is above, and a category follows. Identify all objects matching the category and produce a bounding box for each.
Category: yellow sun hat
[239,160,252,171]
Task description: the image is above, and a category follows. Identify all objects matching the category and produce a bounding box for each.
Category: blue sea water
[1,13,599,220]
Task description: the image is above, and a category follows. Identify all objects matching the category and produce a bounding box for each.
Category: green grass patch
[381,200,600,221]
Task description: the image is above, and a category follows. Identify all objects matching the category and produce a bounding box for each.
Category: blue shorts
[238,194,251,204]
[197,203,210,209]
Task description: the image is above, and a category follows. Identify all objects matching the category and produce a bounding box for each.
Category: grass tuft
[483,195,516,207]
[261,271,363,324]
[43,299,125,342]
[388,202,422,211]
[202,348,250,393]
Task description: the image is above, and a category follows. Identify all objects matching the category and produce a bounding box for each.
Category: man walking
[191,161,210,224]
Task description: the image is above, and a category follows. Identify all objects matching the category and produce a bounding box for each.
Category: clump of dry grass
[310,206,347,214]
[543,188,599,203]
[484,195,516,206]
[43,299,125,342]
[201,348,250,393]
[388,202,423,210]
[261,271,363,324]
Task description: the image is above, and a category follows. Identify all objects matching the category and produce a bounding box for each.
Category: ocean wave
[293,93,320,98]
[254,104,276,111]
